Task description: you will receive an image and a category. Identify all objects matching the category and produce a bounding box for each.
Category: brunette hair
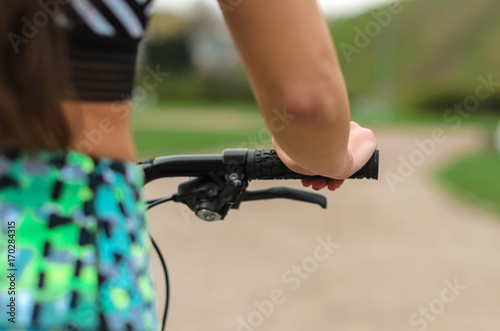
[0,0,70,150]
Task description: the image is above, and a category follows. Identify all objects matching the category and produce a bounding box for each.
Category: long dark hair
[0,0,70,150]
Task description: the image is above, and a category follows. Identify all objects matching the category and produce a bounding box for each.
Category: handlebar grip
[246,150,379,180]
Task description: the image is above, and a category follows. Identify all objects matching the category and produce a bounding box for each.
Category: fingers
[311,180,327,191]
[302,179,344,191]
[327,179,344,191]
[302,179,313,187]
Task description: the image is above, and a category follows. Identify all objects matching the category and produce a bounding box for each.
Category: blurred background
[138,0,500,330]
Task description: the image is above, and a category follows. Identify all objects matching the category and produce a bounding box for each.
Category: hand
[272,121,376,191]
[333,121,377,179]
[272,138,345,191]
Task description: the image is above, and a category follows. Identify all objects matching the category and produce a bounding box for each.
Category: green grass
[132,108,270,159]
[131,104,498,162]
[154,100,258,111]
[134,129,272,159]
[436,150,500,212]
[132,108,265,132]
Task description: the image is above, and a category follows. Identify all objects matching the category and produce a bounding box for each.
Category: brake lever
[236,187,327,209]
[170,176,327,222]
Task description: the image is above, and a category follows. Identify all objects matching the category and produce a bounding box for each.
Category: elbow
[277,79,350,128]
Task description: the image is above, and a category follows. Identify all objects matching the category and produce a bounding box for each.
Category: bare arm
[220,0,376,179]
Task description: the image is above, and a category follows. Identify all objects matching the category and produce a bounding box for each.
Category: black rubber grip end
[349,150,379,180]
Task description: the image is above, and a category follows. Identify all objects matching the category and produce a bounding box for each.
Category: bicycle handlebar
[143,148,379,331]
[140,148,378,184]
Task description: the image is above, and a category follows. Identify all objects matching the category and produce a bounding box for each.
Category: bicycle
[139,148,379,331]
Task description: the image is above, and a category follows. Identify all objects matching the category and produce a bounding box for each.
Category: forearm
[221,0,352,177]
[254,76,352,179]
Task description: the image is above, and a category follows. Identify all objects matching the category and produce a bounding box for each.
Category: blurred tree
[138,2,253,103]
[330,0,500,112]
[141,12,191,72]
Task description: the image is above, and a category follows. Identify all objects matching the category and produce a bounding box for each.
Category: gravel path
[145,127,500,331]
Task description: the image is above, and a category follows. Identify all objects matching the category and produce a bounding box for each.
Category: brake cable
[147,197,174,331]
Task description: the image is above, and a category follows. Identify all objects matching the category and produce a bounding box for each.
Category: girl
[0,0,376,330]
